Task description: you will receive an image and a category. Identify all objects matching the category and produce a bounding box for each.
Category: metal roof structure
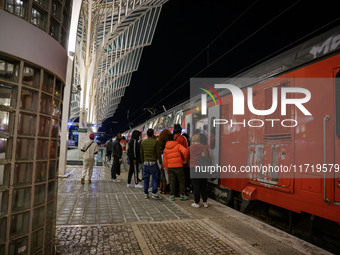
[70,0,167,124]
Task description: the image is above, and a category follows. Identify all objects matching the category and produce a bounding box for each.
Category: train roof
[235,25,340,80]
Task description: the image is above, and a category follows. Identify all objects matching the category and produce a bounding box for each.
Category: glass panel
[0,82,18,107]
[34,0,49,8]
[38,116,51,137]
[35,162,47,183]
[0,244,5,255]
[32,206,44,230]
[45,243,52,255]
[0,110,14,133]
[49,140,57,159]
[31,228,44,253]
[49,18,60,40]
[0,191,9,216]
[63,10,70,28]
[37,139,49,160]
[0,138,12,160]
[64,0,71,11]
[0,164,10,188]
[61,28,68,49]
[9,236,28,254]
[0,217,6,241]
[12,187,31,212]
[40,93,52,115]
[51,119,59,138]
[23,64,40,88]
[34,184,46,206]
[47,181,55,201]
[16,138,34,160]
[13,163,33,185]
[46,201,54,220]
[55,79,62,98]
[51,0,61,19]
[20,88,38,112]
[42,72,53,93]
[52,98,61,118]
[5,0,28,19]
[48,161,55,180]
[10,213,29,236]
[31,7,47,30]
[17,113,36,135]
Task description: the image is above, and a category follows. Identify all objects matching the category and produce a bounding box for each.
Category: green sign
[77,128,88,133]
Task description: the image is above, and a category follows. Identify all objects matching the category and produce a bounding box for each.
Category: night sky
[100,0,340,135]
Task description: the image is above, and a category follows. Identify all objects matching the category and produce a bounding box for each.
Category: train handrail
[323,115,330,205]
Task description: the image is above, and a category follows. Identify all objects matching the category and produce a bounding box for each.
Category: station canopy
[70,0,167,124]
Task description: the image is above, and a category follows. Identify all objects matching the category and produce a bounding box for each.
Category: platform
[55,166,332,255]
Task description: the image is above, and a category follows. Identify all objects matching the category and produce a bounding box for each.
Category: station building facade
[0,0,72,253]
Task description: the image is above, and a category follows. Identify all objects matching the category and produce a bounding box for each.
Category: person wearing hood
[111,133,122,182]
[163,133,188,201]
[81,133,99,184]
[127,130,143,188]
[186,133,210,208]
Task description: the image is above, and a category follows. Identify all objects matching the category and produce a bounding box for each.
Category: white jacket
[81,139,99,160]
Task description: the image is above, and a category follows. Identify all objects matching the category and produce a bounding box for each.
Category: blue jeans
[143,164,159,194]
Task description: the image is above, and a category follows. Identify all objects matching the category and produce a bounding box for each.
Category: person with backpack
[186,133,210,208]
[111,133,122,182]
[127,130,143,188]
[81,133,99,184]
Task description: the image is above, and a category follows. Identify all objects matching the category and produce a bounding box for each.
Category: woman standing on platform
[186,133,210,208]
[158,129,171,194]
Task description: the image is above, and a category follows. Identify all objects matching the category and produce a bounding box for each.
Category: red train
[123,26,340,234]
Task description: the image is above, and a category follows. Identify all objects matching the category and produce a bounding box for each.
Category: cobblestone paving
[138,221,238,255]
[56,166,238,254]
[57,167,190,225]
[55,225,142,255]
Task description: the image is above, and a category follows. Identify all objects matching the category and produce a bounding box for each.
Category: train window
[152,118,159,129]
[165,112,174,128]
[187,123,190,137]
[158,116,165,129]
[210,117,216,149]
[336,71,340,139]
[174,110,183,124]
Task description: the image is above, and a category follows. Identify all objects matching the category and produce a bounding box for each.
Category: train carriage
[123,26,340,239]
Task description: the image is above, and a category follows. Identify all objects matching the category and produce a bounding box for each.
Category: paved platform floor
[56,166,332,255]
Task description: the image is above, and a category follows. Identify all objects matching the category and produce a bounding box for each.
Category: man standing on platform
[140,129,162,199]
[111,133,122,182]
[81,133,99,184]
[106,138,113,162]
[127,130,143,188]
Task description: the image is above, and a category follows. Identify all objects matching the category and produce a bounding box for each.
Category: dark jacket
[127,130,141,163]
[106,138,113,152]
[112,138,122,158]
[140,138,161,163]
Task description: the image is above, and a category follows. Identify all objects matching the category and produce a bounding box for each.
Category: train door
[208,105,221,184]
[333,69,340,205]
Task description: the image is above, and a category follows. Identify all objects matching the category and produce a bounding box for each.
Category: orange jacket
[163,141,187,170]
